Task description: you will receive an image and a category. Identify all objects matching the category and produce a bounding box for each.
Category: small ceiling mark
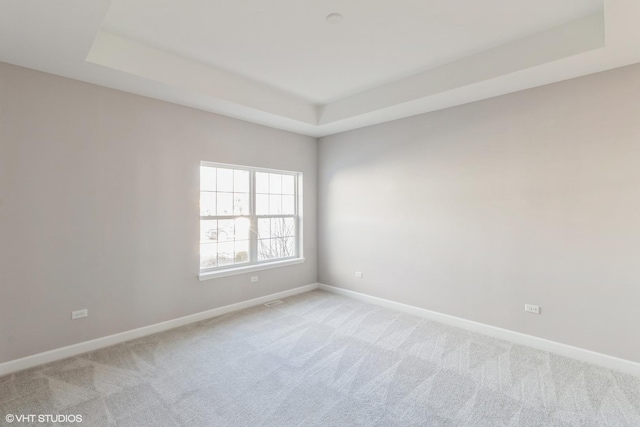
[326,13,343,25]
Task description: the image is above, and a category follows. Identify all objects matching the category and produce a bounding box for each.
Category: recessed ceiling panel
[102,0,602,103]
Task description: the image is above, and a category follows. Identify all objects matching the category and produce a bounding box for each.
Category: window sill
[198,258,305,281]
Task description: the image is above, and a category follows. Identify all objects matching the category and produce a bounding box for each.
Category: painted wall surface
[0,62,317,364]
[318,63,640,363]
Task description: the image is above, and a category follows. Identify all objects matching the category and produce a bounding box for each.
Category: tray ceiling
[1,0,639,137]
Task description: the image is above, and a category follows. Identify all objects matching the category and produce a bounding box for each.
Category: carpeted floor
[1,289,639,426]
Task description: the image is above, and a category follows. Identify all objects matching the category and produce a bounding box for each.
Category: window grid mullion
[249,170,258,263]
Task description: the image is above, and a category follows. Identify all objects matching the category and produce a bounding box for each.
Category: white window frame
[198,161,304,281]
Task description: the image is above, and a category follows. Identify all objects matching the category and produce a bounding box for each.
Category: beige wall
[3,58,640,366]
[318,63,640,363]
[0,62,317,364]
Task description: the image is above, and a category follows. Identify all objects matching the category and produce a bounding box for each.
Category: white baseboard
[318,283,640,378]
[0,283,319,377]
[5,282,638,379]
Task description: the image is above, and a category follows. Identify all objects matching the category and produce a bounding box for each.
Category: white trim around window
[199,161,304,280]
[198,258,306,281]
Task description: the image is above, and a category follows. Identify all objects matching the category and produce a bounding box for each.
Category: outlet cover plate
[524,304,541,314]
[72,309,88,319]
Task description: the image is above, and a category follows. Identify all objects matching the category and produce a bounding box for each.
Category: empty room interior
[2,0,640,425]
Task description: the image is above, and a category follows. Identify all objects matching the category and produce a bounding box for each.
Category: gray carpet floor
[1,290,639,426]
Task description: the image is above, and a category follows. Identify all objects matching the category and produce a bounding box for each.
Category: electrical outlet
[524,304,540,314]
[71,309,88,320]
[250,276,259,283]
[355,272,363,278]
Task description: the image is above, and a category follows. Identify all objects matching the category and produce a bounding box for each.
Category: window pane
[234,170,249,193]
[200,192,216,216]
[270,218,286,239]
[200,166,216,192]
[217,219,234,241]
[269,173,282,194]
[218,242,234,266]
[283,237,294,257]
[268,237,293,258]
[282,175,295,195]
[217,168,234,192]
[272,238,286,258]
[217,192,233,216]
[233,193,249,215]
[235,217,250,240]
[282,195,295,215]
[258,218,270,239]
[256,172,269,194]
[269,195,282,214]
[256,194,269,215]
[200,219,217,242]
[234,240,249,264]
[200,243,217,269]
[258,239,273,261]
[283,217,295,237]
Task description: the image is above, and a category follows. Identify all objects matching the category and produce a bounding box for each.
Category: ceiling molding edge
[87,30,318,126]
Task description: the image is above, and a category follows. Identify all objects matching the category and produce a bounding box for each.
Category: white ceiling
[102,0,601,103]
[1,0,639,137]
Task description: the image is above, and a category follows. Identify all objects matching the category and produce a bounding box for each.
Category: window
[199,162,302,279]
